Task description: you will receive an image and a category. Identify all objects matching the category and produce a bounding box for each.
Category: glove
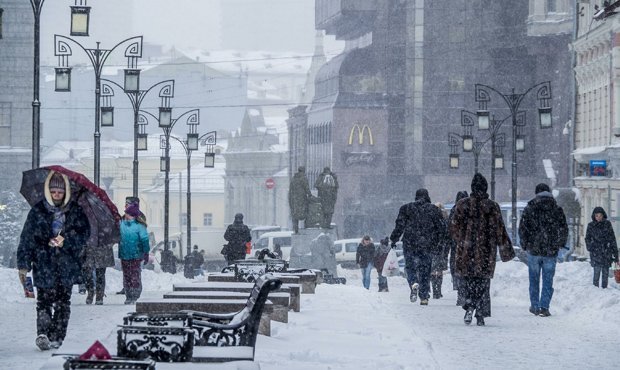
[143,253,150,264]
[18,269,27,281]
[390,242,397,249]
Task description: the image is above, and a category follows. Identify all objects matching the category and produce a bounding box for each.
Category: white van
[251,231,294,261]
[333,238,363,267]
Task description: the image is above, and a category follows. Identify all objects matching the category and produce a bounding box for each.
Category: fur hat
[535,183,550,194]
[49,173,66,192]
[126,203,141,218]
[471,173,488,194]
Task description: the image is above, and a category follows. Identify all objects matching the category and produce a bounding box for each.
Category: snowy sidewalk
[1,261,618,370]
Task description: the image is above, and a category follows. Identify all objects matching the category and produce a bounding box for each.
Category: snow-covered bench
[119,274,282,363]
[116,325,194,362]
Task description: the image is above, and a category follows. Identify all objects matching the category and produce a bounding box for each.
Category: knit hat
[125,196,140,206]
[126,203,141,218]
[234,213,244,222]
[415,188,431,203]
[535,183,550,194]
[49,173,66,193]
[471,173,488,194]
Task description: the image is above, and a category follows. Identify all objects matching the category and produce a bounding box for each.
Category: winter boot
[50,340,62,349]
[116,288,125,295]
[538,308,551,317]
[36,334,51,351]
[476,316,485,326]
[85,290,94,305]
[464,308,474,325]
[529,306,539,316]
[420,299,429,305]
[378,275,388,292]
[95,286,105,305]
[410,283,419,303]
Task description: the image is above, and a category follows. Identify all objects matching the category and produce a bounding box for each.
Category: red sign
[265,178,275,189]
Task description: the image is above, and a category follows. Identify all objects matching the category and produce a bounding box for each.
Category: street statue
[310,233,338,277]
[314,167,339,229]
[289,166,311,234]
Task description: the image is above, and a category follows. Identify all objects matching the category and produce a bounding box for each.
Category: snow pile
[1,260,618,370]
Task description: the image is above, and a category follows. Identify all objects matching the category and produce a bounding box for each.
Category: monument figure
[289,166,311,234]
[314,167,339,229]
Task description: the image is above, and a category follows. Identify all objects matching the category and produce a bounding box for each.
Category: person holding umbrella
[17,171,90,351]
[119,201,150,305]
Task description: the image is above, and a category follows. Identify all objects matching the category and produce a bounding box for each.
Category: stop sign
[265,178,275,189]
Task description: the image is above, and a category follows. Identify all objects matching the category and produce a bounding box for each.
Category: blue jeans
[527,252,556,310]
[361,262,373,289]
[403,249,432,300]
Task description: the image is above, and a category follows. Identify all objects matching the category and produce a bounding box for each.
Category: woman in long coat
[585,207,620,288]
[450,173,512,326]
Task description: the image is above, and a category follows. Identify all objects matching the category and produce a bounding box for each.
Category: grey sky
[40,0,342,63]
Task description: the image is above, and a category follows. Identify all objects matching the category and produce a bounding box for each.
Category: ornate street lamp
[474,81,553,243]
[101,79,175,196]
[70,1,90,36]
[53,33,143,186]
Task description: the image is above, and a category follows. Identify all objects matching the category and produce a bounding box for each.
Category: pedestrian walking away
[191,245,205,277]
[431,203,450,299]
[375,237,391,292]
[518,183,568,317]
[448,191,468,306]
[450,173,514,326]
[17,171,90,350]
[390,188,445,305]
[223,213,252,265]
[585,207,619,289]
[356,236,376,290]
[119,202,150,305]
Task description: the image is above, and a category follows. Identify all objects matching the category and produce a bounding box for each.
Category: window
[203,213,212,226]
[345,243,358,253]
[273,237,291,247]
[0,9,4,39]
[0,102,11,146]
[181,213,187,226]
[546,0,556,13]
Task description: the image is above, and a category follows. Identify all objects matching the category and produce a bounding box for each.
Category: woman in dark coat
[450,173,512,326]
[585,207,619,288]
[448,191,468,305]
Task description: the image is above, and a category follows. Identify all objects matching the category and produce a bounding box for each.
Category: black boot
[464,308,474,325]
[476,316,485,326]
[85,290,94,305]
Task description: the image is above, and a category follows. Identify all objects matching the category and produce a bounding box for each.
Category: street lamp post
[53,33,143,186]
[139,108,200,273]
[449,110,517,200]
[169,131,217,257]
[474,82,553,243]
[100,79,175,196]
[29,0,45,169]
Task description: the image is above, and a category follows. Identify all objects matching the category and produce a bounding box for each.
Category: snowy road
[0,261,617,370]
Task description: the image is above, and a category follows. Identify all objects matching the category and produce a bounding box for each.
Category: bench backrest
[242,274,282,345]
[233,260,288,282]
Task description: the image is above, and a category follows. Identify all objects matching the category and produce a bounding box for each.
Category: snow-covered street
[1,261,618,370]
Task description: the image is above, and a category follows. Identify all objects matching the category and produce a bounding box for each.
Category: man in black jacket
[17,172,90,350]
[223,213,252,265]
[518,183,568,317]
[390,188,445,305]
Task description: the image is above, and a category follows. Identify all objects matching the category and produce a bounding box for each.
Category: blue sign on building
[589,160,607,176]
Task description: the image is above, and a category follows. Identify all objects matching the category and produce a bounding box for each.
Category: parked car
[332,238,362,267]
[250,231,294,261]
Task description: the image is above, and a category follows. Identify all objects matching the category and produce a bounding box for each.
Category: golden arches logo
[348,124,374,145]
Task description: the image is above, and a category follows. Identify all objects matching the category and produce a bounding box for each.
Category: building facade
[572,0,620,255]
[287,0,574,240]
[0,1,35,191]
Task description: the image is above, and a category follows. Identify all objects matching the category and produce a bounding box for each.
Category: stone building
[572,0,620,255]
[288,0,574,239]
[0,1,34,191]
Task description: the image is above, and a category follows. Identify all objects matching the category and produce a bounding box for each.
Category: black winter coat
[518,192,568,257]
[17,200,90,289]
[585,207,619,268]
[390,194,445,254]
[223,221,251,256]
[356,242,375,267]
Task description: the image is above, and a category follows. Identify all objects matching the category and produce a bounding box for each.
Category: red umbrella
[20,165,121,246]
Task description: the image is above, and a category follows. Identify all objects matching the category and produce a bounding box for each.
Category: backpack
[322,174,336,187]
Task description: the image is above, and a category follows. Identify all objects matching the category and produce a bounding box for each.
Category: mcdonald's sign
[348,124,374,145]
